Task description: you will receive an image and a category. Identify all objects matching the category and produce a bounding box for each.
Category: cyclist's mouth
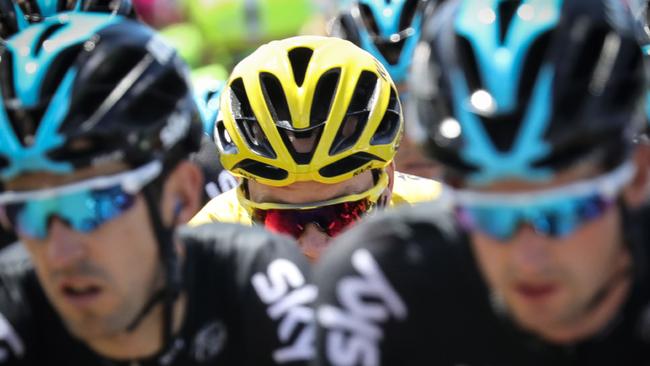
[514,283,558,301]
[60,280,103,308]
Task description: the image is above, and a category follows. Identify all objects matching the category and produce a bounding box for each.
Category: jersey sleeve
[0,244,38,365]
[239,228,316,365]
[312,203,462,365]
[189,188,252,226]
[389,172,445,207]
[181,223,315,365]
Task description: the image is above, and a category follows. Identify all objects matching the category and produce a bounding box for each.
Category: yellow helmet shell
[215,35,403,186]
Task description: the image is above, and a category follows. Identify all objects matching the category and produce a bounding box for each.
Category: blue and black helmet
[0,0,135,39]
[0,12,202,180]
[330,0,433,84]
[411,0,647,186]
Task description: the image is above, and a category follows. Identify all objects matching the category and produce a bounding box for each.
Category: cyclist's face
[468,164,633,342]
[7,164,162,342]
[248,170,377,261]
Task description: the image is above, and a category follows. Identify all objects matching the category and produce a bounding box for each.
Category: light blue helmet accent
[455,0,561,113]
[355,0,425,83]
[10,1,30,31]
[36,0,82,17]
[0,13,121,179]
[449,66,554,185]
[447,0,562,185]
[193,79,224,136]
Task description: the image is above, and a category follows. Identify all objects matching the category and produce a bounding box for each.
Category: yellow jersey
[189,172,442,226]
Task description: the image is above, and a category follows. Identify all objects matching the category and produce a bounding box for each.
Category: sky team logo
[252,258,317,364]
[317,249,407,366]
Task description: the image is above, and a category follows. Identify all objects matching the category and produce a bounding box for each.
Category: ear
[160,161,204,226]
[622,144,650,208]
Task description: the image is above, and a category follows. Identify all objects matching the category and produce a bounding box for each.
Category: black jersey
[313,202,650,366]
[0,223,315,365]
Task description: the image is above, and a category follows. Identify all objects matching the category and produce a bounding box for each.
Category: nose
[297,223,331,262]
[510,225,553,277]
[45,217,86,269]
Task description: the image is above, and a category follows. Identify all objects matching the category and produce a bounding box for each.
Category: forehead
[5,162,130,192]
[467,163,603,194]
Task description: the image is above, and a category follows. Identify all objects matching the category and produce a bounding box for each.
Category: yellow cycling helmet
[215,35,403,186]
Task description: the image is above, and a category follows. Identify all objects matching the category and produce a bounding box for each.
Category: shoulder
[179,222,310,282]
[313,203,484,363]
[179,223,316,364]
[328,199,461,261]
[0,244,40,364]
[313,203,496,364]
[389,171,444,206]
[316,201,468,298]
[189,188,252,226]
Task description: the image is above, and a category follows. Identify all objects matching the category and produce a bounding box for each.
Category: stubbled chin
[507,294,566,332]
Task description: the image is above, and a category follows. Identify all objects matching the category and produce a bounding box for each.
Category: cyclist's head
[217,35,403,260]
[412,0,648,342]
[0,0,136,39]
[0,13,203,349]
[330,0,432,85]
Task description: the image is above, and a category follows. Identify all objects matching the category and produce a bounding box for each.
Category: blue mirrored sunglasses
[0,161,162,240]
[451,162,636,242]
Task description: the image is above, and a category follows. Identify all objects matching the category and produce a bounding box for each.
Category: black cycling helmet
[411,0,647,186]
[0,0,136,39]
[0,12,201,343]
[0,12,201,178]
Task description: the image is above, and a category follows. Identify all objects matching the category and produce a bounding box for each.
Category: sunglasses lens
[3,185,136,240]
[253,198,373,239]
[255,209,304,238]
[457,194,613,242]
[457,206,519,242]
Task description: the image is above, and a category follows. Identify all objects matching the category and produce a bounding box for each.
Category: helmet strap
[124,182,182,349]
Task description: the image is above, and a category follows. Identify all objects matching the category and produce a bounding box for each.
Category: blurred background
[135,0,337,82]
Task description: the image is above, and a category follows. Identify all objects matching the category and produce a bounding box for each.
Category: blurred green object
[185,0,315,54]
[159,22,204,68]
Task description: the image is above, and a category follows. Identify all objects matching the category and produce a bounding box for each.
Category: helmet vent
[34,23,66,55]
[259,72,291,126]
[277,124,324,164]
[288,47,313,87]
[319,152,384,178]
[215,119,237,154]
[19,0,42,20]
[555,27,607,122]
[230,78,276,159]
[0,0,20,38]
[498,0,521,44]
[329,70,377,155]
[62,46,141,129]
[376,37,406,65]
[233,158,288,181]
[310,67,340,126]
[456,36,483,92]
[371,87,401,145]
[359,4,380,37]
[517,30,551,108]
[398,0,420,32]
